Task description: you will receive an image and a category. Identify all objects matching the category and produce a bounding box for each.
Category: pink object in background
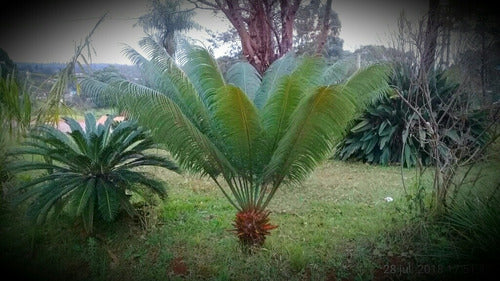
[57,115,125,133]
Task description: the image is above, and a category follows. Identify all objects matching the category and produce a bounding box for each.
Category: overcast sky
[0,0,428,65]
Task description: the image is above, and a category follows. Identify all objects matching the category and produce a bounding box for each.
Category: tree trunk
[207,0,301,74]
[420,0,440,75]
[315,0,333,55]
[279,0,300,56]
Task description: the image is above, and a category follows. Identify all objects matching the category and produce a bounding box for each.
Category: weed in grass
[287,244,308,273]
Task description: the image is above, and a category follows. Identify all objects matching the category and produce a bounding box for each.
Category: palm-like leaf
[253,52,297,109]
[9,113,178,233]
[81,37,391,244]
[178,42,226,111]
[261,57,327,156]
[212,85,263,208]
[225,61,262,100]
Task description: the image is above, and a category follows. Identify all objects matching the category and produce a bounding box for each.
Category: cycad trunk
[232,209,277,247]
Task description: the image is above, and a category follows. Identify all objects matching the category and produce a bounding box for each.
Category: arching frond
[97,179,121,222]
[263,85,357,191]
[212,85,263,175]
[178,44,226,110]
[122,44,165,89]
[118,90,233,178]
[340,63,393,109]
[253,52,297,109]
[321,58,357,85]
[123,38,212,133]
[225,61,262,100]
[261,57,327,157]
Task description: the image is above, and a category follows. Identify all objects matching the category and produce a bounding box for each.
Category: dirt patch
[169,257,189,276]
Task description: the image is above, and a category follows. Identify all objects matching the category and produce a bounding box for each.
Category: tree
[82,37,391,246]
[388,3,499,215]
[80,66,125,108]
[0,48,16,79]
[293,0,341,56]
[190,0,340,74]
[419,0,440,75]
[137,0,200,55]
[444,0,500,105]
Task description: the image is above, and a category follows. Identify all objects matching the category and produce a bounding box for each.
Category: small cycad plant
[9,113,178,233]
[82,37,391,246]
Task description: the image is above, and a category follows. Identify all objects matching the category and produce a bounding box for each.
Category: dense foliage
[1,73,32,194]
[8,113,178,233]
[0,74,31,136]
[82,37,391,245]
[335,63,489,167]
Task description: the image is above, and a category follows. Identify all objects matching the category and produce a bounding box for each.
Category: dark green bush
[335,63,489,167]
[8,113,179,233]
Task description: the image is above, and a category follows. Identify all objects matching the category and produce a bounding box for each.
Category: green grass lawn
[0,159,497,281]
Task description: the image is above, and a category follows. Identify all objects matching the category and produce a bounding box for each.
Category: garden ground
[1,158,498,281]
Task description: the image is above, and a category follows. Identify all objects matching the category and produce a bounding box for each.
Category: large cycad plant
[82,37,391,246]
[9,113,178,233]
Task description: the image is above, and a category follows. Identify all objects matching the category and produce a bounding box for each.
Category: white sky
[0,0,428,65]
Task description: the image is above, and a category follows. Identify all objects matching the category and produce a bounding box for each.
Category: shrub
[9,113,178,233]
[335,63,489,167]
[82,37,391,246]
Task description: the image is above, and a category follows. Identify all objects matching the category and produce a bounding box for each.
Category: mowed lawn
[0,159,456,281]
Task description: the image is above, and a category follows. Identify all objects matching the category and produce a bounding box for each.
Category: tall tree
[315,0,333,54]
[0,48,16,79]
[138,0,199,55]
[419,0,440,75]
[205,0,342,60]
[191,0,302,74]
[294,0,342,57]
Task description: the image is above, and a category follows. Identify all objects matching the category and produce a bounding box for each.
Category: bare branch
[187,0,219,10]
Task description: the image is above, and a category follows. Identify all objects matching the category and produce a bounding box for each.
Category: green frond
[69,178,95,217]
[212,85,263,174]
[120,92,233,177]
[178,43,226,111]
[121,44,162,87]
[263,85,358,188]
[121,39,211,133]
[7,160,72,174]
[113,170,167,198]
[290,56,328,88]
[321,58,357,85]
[137,36,172,66]
[81,197,95,233]
[261,75,305,156]
[27,176,83,225]
[33,125,81,155]
[225,61,262,100]
[96,179,121,222]
[262,63,391,192]
[63,117,88,153]
[340,63,393,109]
[79,76,119,108]
[261,57,327,156]
[253,52,297,109]
[116,154,179,172]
